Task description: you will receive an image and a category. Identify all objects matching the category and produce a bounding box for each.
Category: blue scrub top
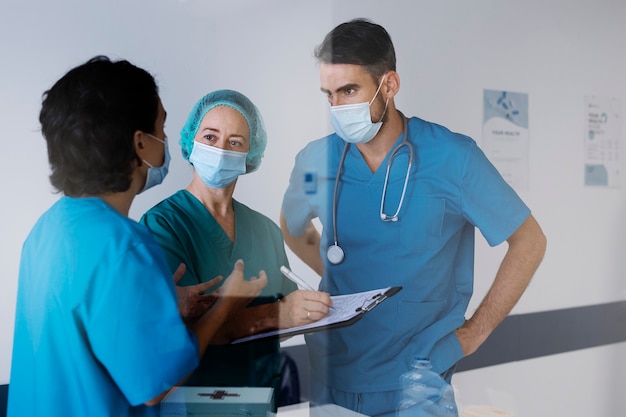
[8,197,199,417]
[282,116,530,393]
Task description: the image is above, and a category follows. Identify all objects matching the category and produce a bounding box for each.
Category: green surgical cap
[179,89,267,173]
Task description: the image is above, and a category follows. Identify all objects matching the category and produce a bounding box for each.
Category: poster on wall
[482,89,530,191]
[584,95,622,187]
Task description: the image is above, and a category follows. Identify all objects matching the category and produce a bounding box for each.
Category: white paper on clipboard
[231,286,402,344]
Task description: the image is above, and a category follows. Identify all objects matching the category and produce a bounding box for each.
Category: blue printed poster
[584,95,621,187]
[482,90,530,191]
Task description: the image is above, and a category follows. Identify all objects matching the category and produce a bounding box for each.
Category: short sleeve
[461,142,531,246]
[141,210,188,272]
[271,227,297,297]
[282,138,336,238]
[85,239,199,406]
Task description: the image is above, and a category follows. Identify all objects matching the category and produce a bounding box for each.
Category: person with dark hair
[8,56,267,417]
[140,90,332,407]
[281,19,547,416]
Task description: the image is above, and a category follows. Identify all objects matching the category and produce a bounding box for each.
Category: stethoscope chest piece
[327,244,345,265]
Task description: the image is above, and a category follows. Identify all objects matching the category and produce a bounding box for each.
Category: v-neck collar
[182,189,242,258]
[343,129,407,184]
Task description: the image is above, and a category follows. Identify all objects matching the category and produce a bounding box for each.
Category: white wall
[1,0,625,415]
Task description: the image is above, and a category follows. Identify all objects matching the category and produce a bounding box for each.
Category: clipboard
[231,286,402,344]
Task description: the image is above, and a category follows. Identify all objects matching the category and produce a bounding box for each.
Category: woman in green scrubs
[140,90,332,400]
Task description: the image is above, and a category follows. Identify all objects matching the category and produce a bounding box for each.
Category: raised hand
[173,263,222,326]
[216,259,267,310]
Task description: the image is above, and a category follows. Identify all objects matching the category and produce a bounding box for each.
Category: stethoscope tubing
[328,113,413,264]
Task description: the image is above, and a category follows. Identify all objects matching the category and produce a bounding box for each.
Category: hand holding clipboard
[231,285,402,344]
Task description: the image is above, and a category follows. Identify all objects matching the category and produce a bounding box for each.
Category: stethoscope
[327,114,414,265]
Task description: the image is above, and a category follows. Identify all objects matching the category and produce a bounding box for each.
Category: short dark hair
[314,18,396,79]
[39,55,159,197]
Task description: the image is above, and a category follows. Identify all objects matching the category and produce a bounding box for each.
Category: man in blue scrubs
[281,19,547,416]
[8,56,266,417]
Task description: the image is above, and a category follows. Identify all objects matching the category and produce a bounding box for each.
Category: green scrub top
[140,190,296,390]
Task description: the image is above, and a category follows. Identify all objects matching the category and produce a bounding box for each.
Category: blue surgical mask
[140,133,170,193]
[189,141,248,189]
[330,74,388,144]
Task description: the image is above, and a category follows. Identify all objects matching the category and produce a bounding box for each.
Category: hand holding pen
[280,266,334,322]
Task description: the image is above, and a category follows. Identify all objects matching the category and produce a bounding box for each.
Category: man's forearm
[457,215,547,355]
[280,213,324,275]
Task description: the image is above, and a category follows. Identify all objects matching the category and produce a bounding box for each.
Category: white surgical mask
[189,141,248,189]
[330,74,389,144]
[140,133,170,193]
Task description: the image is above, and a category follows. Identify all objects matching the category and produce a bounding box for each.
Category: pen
[280,266,335,311]
[280,266,316,291]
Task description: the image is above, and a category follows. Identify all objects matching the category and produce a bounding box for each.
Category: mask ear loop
[376,97,390,124]
[370,74,390,124]
[141,133,167,168]
[368,74,387,106]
